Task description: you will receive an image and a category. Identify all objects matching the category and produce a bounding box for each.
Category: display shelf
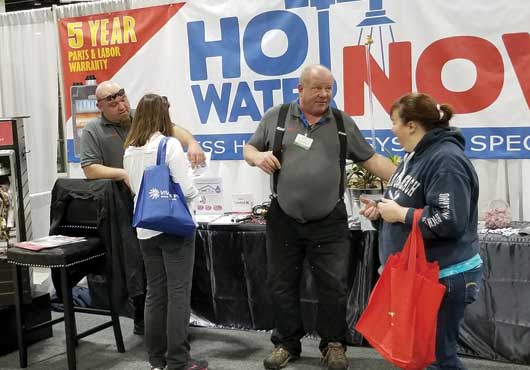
[0,117,33,304]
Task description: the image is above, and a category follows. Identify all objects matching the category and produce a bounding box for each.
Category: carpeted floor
[0,313,529,370]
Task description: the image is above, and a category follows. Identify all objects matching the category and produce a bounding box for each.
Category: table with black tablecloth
[190,222,379,345]
[458,223,530,365]
[190,221,530,364]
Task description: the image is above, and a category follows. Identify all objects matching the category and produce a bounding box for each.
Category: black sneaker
[185,358,208,370]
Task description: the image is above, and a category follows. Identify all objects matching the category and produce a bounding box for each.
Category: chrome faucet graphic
[356,0,395,73]
[285,0,394,72]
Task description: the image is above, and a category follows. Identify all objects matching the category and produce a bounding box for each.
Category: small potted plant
[346,149,401,222]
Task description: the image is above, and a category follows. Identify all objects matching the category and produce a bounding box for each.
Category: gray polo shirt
[80,112,134,169]
[248,102,374,222]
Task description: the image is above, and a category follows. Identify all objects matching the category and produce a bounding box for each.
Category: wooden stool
[7,237,125,370]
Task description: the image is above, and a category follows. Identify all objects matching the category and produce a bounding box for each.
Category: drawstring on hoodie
[387,152,414,201]
[395,151,415,186]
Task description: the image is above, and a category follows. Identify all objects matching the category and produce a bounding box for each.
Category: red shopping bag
[355,209,446,370]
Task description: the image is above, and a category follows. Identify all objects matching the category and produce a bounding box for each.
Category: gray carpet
[0,313,529,370]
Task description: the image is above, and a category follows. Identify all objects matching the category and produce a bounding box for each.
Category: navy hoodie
[378,127,480,269]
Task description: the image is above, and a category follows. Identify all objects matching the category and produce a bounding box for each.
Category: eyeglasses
[97,88,126,102]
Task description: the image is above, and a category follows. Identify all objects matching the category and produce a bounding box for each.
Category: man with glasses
[81,80,205,186]
[80,80,206,336]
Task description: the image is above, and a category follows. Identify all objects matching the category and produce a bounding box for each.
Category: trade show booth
[1,0,530,369]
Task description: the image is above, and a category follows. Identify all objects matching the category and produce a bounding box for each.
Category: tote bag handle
[403,209,426,273]
[156,136,170,166]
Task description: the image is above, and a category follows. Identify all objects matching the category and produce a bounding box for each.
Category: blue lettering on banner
[187,17,241,81]
[188,8,312,124]
[67,139,80,163]
[191,77,300,124]
[184,1,359,125]
[362,127,530,160]
[67,127,530,162]
[190,127,530,161]
[188,11,307,81]
[282,78,301,104]
[229,82,262,122]
[191,83,231,123]
[464,127,530,159]
[285,0,359,69]
[195,134,252,160]
[243,11,308,76]
[254,79,282,113]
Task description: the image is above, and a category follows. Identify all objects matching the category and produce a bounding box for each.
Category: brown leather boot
[263,347,299,369]
[322,342,348,370]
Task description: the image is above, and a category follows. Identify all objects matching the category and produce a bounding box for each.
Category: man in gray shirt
[81,80,205,187]
[244,64,395,370]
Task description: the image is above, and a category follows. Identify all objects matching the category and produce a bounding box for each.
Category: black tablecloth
[190,221,530,364]
[458,223,530,364]
[190,223,379,345]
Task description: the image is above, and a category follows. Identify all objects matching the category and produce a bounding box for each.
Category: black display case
[0,116,33,305]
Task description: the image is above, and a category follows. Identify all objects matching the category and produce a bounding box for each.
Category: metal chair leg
[60,267,77,370]
[13,265,27,368]
[107,280,125,353]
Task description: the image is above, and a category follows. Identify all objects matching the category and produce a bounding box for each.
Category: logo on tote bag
[148,188,182,201]
[148,188,161,199]
[133,137,196,237]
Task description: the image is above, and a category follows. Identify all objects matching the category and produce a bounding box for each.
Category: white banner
[62,0,530,161]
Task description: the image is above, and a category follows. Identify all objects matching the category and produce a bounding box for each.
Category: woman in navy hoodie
[361,93,483,369]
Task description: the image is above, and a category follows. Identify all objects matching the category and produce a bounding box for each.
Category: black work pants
[266,198,350,355]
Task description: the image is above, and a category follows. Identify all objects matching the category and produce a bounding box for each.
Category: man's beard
[119,114,132,128]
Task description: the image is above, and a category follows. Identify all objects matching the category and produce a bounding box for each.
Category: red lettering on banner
[416,36,504,114]
[503,33,530,109]
[343,42,412,115]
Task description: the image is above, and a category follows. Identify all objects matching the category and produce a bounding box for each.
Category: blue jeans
[427,264,483,370]
[139,233,195,370]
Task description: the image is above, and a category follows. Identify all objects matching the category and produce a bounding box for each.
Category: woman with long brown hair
[123,93,207,370]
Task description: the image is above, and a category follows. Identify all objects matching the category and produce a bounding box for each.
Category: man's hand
[121,172,132,191]
[83,164,131,190]
[170,125,205,167]
[377,199,409,223]
[360,153,397,182]
[113,168,132,190]
[186,141,206,168]
[253,151,281,174]
[243,144,281,174]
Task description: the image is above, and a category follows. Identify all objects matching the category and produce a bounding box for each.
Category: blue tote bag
[132,136,196,237]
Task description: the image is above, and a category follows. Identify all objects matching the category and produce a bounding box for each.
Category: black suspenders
[334,108,347,201]
[272,104,290,196]
[271,104,347,201]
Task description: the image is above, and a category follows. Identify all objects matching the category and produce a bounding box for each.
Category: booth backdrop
[0,0,529,239]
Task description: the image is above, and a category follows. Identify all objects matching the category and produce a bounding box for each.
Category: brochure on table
[193,176,224,223]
